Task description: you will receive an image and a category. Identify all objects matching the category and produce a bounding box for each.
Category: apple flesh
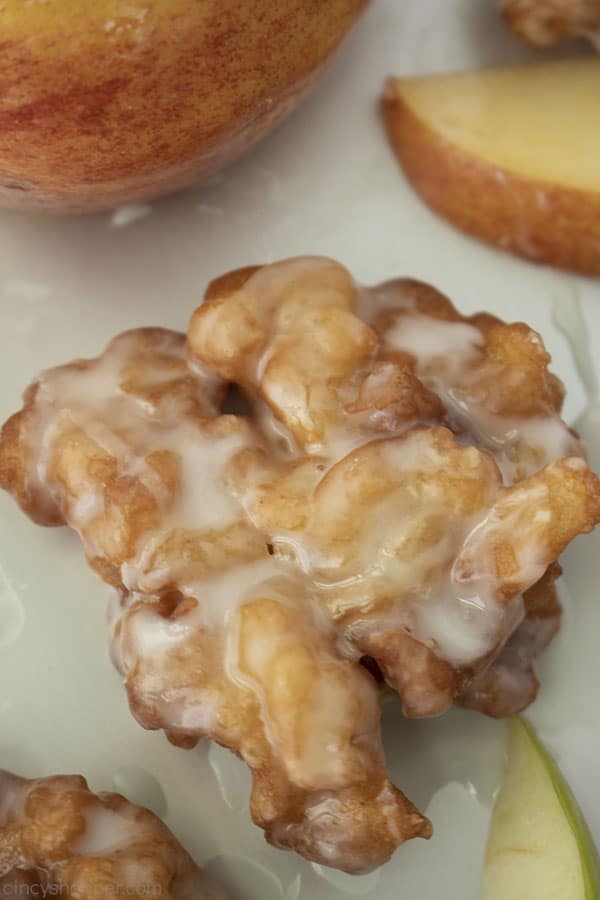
[383,60,600,276]
[481,718,600,900]
[0,0,369,213]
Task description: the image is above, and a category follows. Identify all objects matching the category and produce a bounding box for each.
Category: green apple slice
[481,717,600,900]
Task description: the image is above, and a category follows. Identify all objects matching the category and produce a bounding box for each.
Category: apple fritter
[1,257,599,872]
[0,770,226,899]
[502,0,600,47]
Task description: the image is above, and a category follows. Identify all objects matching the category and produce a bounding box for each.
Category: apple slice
[383,60,600,275]
[481,717,600,900]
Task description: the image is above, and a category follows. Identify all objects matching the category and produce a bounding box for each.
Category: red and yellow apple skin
[0,0,369,213]
[383,73,600,278]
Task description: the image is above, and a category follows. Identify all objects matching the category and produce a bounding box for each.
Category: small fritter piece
[0,771,226,899]
[502,0,600,47]
[2,257,600,873]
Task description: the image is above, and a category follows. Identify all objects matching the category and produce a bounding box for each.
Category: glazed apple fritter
[1,257,599,873]
[502,0,600,47]
[0,770,226,899]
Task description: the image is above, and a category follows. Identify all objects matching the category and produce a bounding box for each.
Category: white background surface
[0,1,599,898]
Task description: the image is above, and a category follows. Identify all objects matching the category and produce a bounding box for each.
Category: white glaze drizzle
[374,299,581,482]
[76,803,143,856]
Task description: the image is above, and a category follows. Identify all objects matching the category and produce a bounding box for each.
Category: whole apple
[0,0,369,212]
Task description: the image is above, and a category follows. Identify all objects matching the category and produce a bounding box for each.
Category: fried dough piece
[230,427,599,716]
[114,583,430,871]
[0,328,226,529]
[453,458,600,600]
[502,0,600,47]
[363,277,580,482]
[189,262,580,481]
[188,258,445,452]
[0,328,262,592]
[0,771,226,899]
[2,258,600,872]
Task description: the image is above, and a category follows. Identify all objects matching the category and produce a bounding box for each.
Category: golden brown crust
[0,409,63,526]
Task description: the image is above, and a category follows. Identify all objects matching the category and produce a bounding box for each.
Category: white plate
[0,2,599,898]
